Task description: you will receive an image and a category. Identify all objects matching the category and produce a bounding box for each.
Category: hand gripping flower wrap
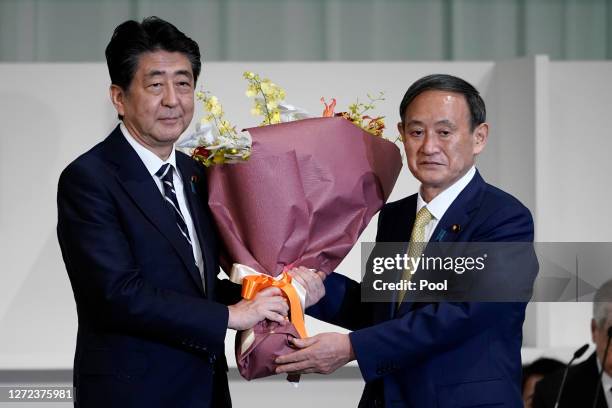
[206,116,402,380]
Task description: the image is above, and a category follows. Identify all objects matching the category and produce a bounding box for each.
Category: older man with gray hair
[533,279,612,408]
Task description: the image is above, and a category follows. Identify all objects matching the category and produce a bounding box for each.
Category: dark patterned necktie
[155,163,192,248]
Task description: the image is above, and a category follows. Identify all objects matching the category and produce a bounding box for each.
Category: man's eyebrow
[144,69,193,79]
[174,69,193,79]
[145,70,165,78]
[404,120,425,127]
[435,119,458,129]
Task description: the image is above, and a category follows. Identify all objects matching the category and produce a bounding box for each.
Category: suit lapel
[374,197,416,319]
[584,353,608,408]
[428,171,486,245]
[395,171,487,317]
[379,196,417,243]
[176,154,214,296]
[101,126,205,294]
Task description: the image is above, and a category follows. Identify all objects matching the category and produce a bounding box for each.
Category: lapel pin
[451,224,461,233]
[434,230,447,242]
[190,175,198,194]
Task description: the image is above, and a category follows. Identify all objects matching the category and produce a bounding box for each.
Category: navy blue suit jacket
[308,171,536,408]
[57,126,241,408]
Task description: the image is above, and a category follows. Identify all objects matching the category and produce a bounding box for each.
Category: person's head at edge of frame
[521,358,564,408]
[105,16,200,160]
[592,279,612,376]
[397,74,489,203]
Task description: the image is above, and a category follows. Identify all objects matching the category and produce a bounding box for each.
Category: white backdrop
[0,57,610,370]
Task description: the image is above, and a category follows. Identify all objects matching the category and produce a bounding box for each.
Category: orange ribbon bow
[241,271,307,339]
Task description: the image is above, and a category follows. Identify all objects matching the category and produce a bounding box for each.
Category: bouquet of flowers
[179,72,402,381]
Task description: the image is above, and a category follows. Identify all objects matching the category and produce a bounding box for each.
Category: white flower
[278,103,311,122]
[177,122,217,148]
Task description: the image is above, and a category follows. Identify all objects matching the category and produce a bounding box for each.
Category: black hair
[399,74,486,131]
[521,358,565,391]
[105,16,201,92]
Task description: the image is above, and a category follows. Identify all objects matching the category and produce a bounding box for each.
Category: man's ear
[397,121,405,143]
[473,122,489,155]
[591,318,598,343]
[109,84,126,118]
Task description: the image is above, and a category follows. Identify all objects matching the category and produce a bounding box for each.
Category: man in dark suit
[533,280,612,408]
[532,353,607,408]
[57,17,288,408]
[277,74,537,407]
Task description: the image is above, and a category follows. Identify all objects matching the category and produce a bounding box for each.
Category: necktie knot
[414,206,434,229]
[155,163,174,182]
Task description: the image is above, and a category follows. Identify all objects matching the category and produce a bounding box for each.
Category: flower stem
[254,77,272,124]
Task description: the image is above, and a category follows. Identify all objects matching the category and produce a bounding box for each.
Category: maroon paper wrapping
[206,117,402,380]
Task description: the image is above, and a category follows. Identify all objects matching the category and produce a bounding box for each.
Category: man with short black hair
[57,17,288,408]
[522,358,565,408]
[278,74,537,407]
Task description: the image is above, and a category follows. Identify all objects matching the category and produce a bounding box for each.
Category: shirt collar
[120,122,177,177]
[596,357,612,392]
[416,166,476,220]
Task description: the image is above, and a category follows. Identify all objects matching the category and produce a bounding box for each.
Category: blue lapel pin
[434,230,447,242]
[190,175,198,194]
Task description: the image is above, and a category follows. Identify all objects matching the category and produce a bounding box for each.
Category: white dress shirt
[120,123,205,290]
[596,358,612,408]
[416,166,476,242]
[605,374,612,408]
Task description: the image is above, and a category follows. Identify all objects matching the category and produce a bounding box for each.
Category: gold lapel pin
[451,224,461,233]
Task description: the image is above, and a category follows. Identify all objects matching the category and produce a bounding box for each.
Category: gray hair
[593,279,612,327]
